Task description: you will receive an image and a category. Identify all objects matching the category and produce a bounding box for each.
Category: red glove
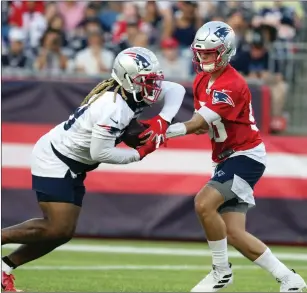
[138,115,169,145]
[137,141,157,160]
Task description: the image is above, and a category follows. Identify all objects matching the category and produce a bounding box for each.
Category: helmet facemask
[127,72,164,104]
[111,47,164,104]
[191,44,227,74]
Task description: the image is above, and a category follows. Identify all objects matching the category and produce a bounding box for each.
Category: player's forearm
[166,122,187,138]
[184,116,208,134]
[159,82,186,123]
[92,147,140,164]
[90,136,140,164]
[166,106,222,138]
[166,113,208,138]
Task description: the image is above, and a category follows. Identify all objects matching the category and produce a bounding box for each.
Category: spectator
[99,2,123,32]
[141,1,164,45]
[231,30,288,132]
[2,28,31,69]
[172,1,202,48]
[49,14,64,31]
[44,2,58,24]
[83,18,102,33]
[114,19,149,54]
[57,1,86,35]
[68,18,102,57]
[227,10,251,65]
[34,28,68,73]
[48,14,67,45]
[112,3,149,44]
[156,37,191,80]
[83,3,101,20]
[252,1,299,42]
[147,1,174,40]
[232,30,270,78]
[74,27,114,76]
[257,24,278,46]
[2,1,10,42]
[2,37,8,56]
[9,1,47,50]
[8,1,45,27]
[215,1,254,20]
[198,1,219,20]
[227,10,249,40]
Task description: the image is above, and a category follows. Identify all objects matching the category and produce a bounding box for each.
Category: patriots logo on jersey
[124,52,151,70]
[212,90,235,107]
[214,26,231,42]
[98,125,121,135]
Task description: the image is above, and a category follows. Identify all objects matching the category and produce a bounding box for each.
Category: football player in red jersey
[166,21,306,292]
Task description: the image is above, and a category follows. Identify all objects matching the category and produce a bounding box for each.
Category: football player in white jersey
[1,47,186,292]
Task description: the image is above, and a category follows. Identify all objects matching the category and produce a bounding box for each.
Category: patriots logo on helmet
[212,90,235,107]
[124,52,151,69]
[214,26,231,42]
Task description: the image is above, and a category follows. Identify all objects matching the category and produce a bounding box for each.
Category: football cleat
[1,272,22,292]
[278,269,307,292]
[191,263,233,292]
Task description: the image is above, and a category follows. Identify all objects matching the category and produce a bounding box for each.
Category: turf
[2,239,307,292]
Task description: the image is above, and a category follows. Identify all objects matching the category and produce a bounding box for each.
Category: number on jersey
[208,102,258,143]
[249,102,259,131]
[209,118,227,142]
[64,104,89,130]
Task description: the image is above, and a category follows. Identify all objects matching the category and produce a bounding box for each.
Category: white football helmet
[111,47,164,104]
[191,21,237,73]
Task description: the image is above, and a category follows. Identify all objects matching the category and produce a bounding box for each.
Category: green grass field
[2,239,307,292]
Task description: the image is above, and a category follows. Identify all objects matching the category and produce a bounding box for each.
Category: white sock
[207,238,229,270]
[2,260,13,275]
[254,247,292,280]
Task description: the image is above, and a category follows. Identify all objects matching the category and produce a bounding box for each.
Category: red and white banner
[3,123,307,200]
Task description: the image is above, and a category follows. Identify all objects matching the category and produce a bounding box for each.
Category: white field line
[4,243,307,262]
[17,265,307,271]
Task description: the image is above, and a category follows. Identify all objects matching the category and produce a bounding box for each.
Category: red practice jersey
[193,65,263,163]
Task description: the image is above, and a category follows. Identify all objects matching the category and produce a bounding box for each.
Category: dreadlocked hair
[81,78,128,106]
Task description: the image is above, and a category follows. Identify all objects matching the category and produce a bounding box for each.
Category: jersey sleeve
[90,135,140,164]
[89,92,127,140]
[88,92,140,165]
[157,81,186,123]
[205,88,244,121]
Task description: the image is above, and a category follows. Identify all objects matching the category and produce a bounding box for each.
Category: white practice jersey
[49,91,135,165]
[31,80,186,175]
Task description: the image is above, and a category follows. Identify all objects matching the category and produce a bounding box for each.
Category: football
[121,119,148,149]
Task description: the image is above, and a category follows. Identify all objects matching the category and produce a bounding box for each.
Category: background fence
[269,42,307,135]
[2,77,307,245]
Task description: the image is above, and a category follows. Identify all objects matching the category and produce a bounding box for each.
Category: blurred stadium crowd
[1,1,307,132]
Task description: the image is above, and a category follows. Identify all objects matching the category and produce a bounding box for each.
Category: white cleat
[191,263,233,292]
[279,270,307,292]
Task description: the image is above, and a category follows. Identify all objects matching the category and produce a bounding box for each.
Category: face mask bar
[125,75,142,103]
[191,44,226,73]
[132,73,164,103]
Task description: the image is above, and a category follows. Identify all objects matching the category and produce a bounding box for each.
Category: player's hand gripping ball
[121,119,149,149]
